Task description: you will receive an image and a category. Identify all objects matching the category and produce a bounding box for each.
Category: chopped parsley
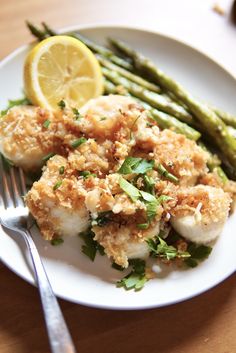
[143,175,155,194]
[79,170,96,179]
[157,163,179,183]
[72,108,81,120]
[71,137,87,149]
[119,177,140,202]
[146,236,190,260]
[57,100,66,110]
[117,259,148,291]
[185,243,212,268]
[100,117,107,121]
[79,228,104,261]
[53,180,62,190]
[43,119,51,128]
[59,166,65,175]
[92,211,112,227]
[119,177,171,225]
[112,262,125,271]
[137,223,149,230]
[118,157,154,175]
[42,152,55,162]
[51,238,64,246]
[1,97,31,116]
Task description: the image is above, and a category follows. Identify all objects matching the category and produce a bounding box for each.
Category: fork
[0,156,77,353]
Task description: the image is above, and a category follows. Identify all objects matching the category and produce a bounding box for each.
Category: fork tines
[0,155,27,209]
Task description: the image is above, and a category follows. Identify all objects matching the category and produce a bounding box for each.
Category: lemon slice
[24,35,103,109]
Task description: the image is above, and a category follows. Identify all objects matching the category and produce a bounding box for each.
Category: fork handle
[21,229,77,353]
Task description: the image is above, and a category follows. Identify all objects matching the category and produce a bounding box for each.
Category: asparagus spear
[102,67,194,124]
[26,21,47,41]
[212,107,236,128]
[97,55,161,93]
[197,141,229,183]
[104,79,200,141]
[109,38,236,169]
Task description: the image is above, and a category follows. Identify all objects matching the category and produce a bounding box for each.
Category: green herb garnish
[59,166,65,175]
[117,259,148,291]
[53,180,62,190]
[57,100,66,110]
[79,170,96,178]
[1,97,31,116]
[137,223,149,230]
[71,137,87,149]
[143,175,155,194]
[118,157,154,175]
[42,152,55,162]
[43,119,51,128]
[112,262,125,271]
[92,211,112,227]
[146,236,190,260]
[72,108,81,120]
[79,229,100,261]
[100,117,107,121]
[185,243,212,268]
[157,164,179,183]
[119,177,140,202]
[51,238,64,246]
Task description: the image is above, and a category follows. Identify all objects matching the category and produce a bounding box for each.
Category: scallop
[171,185,231,244]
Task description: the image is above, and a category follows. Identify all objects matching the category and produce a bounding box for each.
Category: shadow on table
[0,264,235,353]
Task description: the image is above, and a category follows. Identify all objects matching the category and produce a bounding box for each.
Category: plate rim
[0,24,235,310]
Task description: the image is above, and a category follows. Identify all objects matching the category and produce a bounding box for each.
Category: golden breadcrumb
[2,95,232,267]
[153,129,209,186]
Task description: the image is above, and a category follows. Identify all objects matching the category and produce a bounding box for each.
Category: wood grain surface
[0,1,236,352]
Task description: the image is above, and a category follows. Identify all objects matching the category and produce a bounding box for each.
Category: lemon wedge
[24,35,103,109]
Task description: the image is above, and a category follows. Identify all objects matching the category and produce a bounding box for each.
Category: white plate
[0,25,236,310]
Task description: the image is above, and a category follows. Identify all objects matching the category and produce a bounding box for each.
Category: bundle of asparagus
[26,22,236,180]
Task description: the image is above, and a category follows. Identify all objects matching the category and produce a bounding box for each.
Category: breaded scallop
[79,95,160,148]
[170,185,231,244]
[0,105,78,171]
[153,129,209,186]
[93,221,161,268]
[26,155,90,240]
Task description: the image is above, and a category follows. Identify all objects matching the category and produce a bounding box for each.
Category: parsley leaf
[185,243,212,268]
[112,262,125,271]
[79,229,97,261]
[42,152,55,162]
[71,137,87,149]
[79,228,105,261]
[119,177,140,202]
[92,211,112,227]
[43,119,50,128]
[1,97,31,116]
[137,223,149,229]
[143,175,155,194]
[53,180,62,190]
[51,238,64,246]
[146,236,190,260]
[57,100,66,109]
[117,259,148,291]
[72,107,81,120]
[59,166,65,175]
[157,164,179,183]
[79,170,96,178]
[118,157,154,175]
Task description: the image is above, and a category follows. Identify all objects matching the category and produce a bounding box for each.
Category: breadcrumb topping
[2,95,232,267]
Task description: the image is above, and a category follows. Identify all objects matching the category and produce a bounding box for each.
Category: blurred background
[0,0,235,73]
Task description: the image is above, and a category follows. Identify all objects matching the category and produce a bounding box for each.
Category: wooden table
[0,1,236,352]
